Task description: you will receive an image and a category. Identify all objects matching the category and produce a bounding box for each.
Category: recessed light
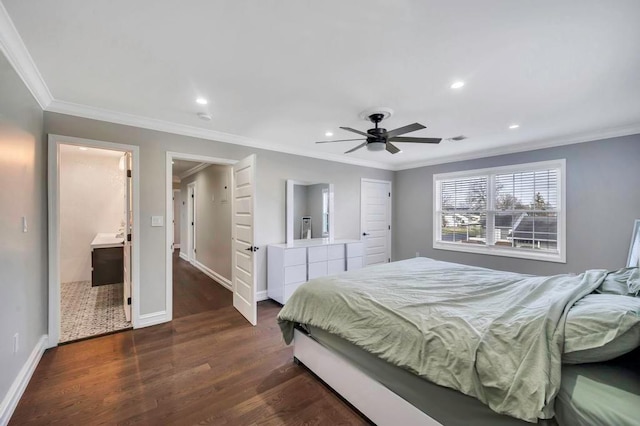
[509,124,520,129]
[325,131,333,137]
[79,147,88,151]
[196,97,208,105]
[450,81,465,89]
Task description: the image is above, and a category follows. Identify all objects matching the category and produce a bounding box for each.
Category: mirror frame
[286,179,334,244]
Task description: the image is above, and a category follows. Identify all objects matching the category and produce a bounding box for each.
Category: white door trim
[165,152,237,323]
[172,188,180,251]
[187,182,197,264]
[47,134,141,347]
[360,178,393,264]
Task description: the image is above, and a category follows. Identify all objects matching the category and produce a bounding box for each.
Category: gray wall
[180,164,233,281]
[44,112,394,315]
[0,53,47,404]
[393,135,640,275]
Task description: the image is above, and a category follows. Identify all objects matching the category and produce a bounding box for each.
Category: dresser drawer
[284,282,304,302]
[308,261,328,280]
[308,246,328,263]
[347,256,363,271]
[328,258,345,275]
[284,264,307,284]
[284,248,307,267]
[346,242,364,258]
[327,244,345,260]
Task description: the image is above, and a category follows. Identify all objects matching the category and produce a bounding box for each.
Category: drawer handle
[245,246,259,252]
[362,232,370,236]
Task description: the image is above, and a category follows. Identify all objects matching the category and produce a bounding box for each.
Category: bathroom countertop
[90,233,124,249]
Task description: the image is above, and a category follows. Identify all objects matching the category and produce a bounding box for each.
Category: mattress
[306,325,555,426]
[556,351,640,426]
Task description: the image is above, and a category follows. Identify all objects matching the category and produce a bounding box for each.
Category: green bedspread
[277,258,607,423]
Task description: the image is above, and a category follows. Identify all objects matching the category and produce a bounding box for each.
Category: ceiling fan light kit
[316,109,443,155]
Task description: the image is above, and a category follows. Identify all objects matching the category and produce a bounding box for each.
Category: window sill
[433,240,566,263]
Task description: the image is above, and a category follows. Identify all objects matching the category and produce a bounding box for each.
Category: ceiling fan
[316,113,442,154]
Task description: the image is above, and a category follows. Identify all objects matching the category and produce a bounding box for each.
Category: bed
[277,257,640,425]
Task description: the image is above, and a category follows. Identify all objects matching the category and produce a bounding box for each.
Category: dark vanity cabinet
[91,246,124,286]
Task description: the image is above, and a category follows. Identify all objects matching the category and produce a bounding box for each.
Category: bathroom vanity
[90,233,124,286]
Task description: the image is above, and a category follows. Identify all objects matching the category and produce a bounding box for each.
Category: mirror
[286,180,334,244]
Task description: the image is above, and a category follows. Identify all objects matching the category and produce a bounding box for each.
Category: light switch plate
[151,216,164,227]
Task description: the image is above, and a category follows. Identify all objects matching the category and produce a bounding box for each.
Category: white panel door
[232,155,257,325]
[187,182,196,263]
[123,152,132,322]
[360,179,392,266]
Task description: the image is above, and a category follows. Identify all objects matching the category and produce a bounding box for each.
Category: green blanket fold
[277,258,606,423]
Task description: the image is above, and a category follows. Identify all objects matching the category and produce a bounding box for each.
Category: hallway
[172,251,232,319]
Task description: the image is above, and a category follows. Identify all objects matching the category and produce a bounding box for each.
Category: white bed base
[293,329,442,426]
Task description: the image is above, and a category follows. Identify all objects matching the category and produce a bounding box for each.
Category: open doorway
[55,143,133,343]
[171,159,234,319]
[166,153,258,325]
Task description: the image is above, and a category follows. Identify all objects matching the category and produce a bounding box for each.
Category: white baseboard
[174,244,181,249]
[256,290,268,302]
[136,311,170,328]
[0,334,48,425]
[179,252,188,261]
[194,260,232,291]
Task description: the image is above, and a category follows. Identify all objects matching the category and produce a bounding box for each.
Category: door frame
[172,188,181,250]
[360,178,393,264]
[186,181,197,264]
[165,152,237,322]
[47,134,141,347]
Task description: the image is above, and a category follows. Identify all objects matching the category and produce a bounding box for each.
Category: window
[322,188,329,237]
[433,159,565,262]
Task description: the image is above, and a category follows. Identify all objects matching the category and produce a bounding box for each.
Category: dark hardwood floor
[10,253,368,425]
[172,251,233,319]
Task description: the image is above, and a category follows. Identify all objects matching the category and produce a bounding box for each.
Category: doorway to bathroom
[48,135,140,346]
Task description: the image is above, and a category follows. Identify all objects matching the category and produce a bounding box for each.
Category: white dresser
[268,239,364,304]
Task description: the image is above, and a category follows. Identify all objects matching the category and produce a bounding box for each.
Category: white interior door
[187,182,196,263]
[173,190,181,249]
[123,152,132,322]
[361,179,392,266]
[232,154,257,325]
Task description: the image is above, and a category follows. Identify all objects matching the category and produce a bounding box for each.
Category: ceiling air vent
[449,135,467,141]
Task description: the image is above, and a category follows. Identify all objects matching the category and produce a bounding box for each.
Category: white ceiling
[3,0,640,170]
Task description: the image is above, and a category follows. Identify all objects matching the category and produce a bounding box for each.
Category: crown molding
[179,162,209,180]
[46,99,394,171]
[0,2,53,109]
[393,123,640,171]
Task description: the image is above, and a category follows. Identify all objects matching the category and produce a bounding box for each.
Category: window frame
[432,159,566,263]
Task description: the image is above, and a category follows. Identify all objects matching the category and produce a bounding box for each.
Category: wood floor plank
[10,252,369,425]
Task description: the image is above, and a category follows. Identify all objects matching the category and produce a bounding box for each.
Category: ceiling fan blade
[345,142,367,154]
[315,138,365,144]
[385,142,401,154]
[340,126,371,138]
[386,123,426,138]
[389,136,442,144]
